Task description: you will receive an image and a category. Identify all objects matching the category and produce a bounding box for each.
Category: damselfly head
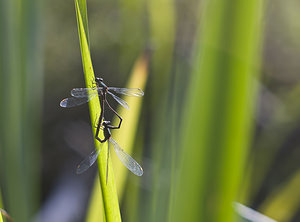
[95,77,108,88]
[95,77,103,82]
[102,120,111,126]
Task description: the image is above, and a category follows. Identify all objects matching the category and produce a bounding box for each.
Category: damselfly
[60,77,144,111]
[76,120,143,182]
[60,77,144,179]
[60,77,144,131]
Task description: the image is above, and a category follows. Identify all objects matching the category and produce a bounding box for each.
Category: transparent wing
[76,144,102,174]
[108,87,144,97]
[109,137,143,176]
[60,94,96,107]
[71,88,102,98]
[107,91,130,110]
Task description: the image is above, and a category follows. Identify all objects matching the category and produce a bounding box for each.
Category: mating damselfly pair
[60,77,144,178]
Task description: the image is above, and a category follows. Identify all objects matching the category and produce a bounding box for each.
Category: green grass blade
[147,0,175,103]
[118,0,146,78]
[85,179,105,222]
[111,53,149,198]
[0,209,13,222]
[77,0,89,44]
[74,1,121,221]
[85,53,149,222]
[0,191,2,209]
[121,131,145,222]
[0,193,2,222]
[146,0,175,220]
[173,0,265,221]
[244,83,300,201]
[0,0,42,221]
[259,168,300,221]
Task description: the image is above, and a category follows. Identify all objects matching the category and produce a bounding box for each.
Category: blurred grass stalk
[146,0,175,220]
[259,168,300,221]
[85,52,149,222]
[173,0,265,221]
[0,0,42,221]
[253,85,300,221]
[0,193,2,222]
[244,83,300,205]
[118,0,146,79]
[0,192,2,208]
[111,53,149,199]
[0,192,2,222]
[75,0,121,221]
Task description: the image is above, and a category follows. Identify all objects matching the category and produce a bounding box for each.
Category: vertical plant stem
[0,0,42,221]
[75,0,121,221]
[259,168,300,222]
[85,52,149,222]
[146,0,175,220]
[0,193,3,222]
[173,0,265,221]
[111,53,149,198]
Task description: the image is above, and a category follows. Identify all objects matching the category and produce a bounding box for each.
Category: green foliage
[74,0,121,221]
[146,0,176,221]
[6,0,300,221]
[0,194,2,222]
[86,53,149,222]
[0,0,42,221]
[172,0,265,221]
[260,169,300,221]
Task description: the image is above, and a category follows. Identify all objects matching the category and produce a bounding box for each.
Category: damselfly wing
[109,137,143,176]
[61,86,143,109]
[76,137,143,176]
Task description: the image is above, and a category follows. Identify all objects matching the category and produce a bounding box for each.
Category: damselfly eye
[103,120,111,126]
[95,77,101,83]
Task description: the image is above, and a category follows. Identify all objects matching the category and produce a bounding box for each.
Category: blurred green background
[1,0,300,221]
